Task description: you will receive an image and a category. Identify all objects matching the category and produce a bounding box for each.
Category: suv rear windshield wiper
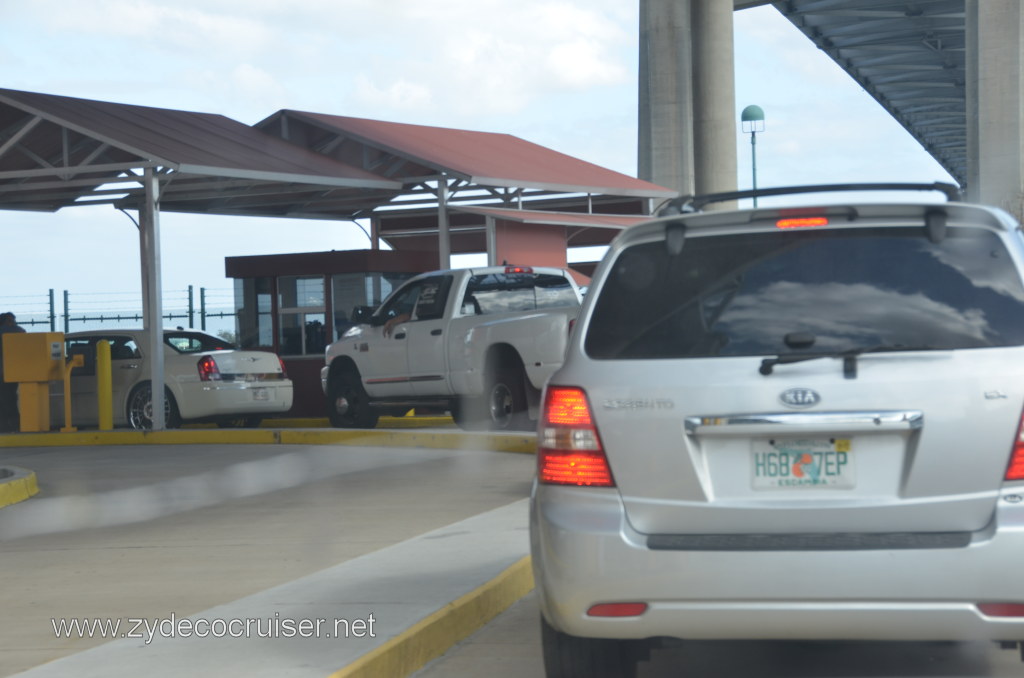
[759,344,937,379]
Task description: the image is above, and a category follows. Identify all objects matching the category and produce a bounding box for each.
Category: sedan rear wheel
[126,383,182,430]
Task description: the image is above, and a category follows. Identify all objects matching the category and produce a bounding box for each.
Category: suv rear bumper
[530,483,1024,642]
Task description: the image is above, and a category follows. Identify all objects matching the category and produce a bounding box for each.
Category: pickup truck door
[360,275,452,398]
[358,281,419,398]
[406,275,454,396]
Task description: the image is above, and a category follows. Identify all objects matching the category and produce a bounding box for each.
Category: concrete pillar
[638,0,695,195]
[967,0,1024,221]
[638,0,739,203]
[692,0,738,201]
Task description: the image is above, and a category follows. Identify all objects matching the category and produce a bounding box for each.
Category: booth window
[234,277,273,349]
[278,275,327,356]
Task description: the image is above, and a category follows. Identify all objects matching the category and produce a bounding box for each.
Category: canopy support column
[485,215,497,265]
[437,175,451,269]
[139,167,166,430]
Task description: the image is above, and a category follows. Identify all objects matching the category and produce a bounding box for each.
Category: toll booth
[224,249,436,418]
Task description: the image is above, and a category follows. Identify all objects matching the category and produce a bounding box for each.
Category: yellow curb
[329,555,534,678]
[0,429,279,447]
[278,429,537,454]
[181,416,457,430]
[0,467,39,508]
[0,427,537,454]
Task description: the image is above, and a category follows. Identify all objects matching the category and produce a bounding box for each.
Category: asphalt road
[417,596,1024,678]
[0,442,535,676]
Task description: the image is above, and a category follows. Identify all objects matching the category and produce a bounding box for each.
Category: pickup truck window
[465,273,578,315]
[379,275,453,323]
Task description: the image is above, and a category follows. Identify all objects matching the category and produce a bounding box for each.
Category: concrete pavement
[1,426,539,678]
[9,500,532,678]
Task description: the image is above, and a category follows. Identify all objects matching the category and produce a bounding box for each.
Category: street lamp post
[741,105,765,206]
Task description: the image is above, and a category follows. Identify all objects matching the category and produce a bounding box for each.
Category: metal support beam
[0,115,41,162]
[139,167,166,430]
[437,175,451,269]
[486,215,497,265]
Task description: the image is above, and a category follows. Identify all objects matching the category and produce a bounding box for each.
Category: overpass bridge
[641,0,1022,219]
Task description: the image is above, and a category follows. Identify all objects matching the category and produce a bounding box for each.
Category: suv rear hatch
[575,204,1024,538]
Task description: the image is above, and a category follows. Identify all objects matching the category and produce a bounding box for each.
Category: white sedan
[52,329,293,429]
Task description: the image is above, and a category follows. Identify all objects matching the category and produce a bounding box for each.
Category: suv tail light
[538,386,614,487]
[197,355,221,382]
[1005,411,1024,480]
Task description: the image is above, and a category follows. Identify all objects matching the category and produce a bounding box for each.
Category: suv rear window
[585,226,1024,359]
[464,273,578,315]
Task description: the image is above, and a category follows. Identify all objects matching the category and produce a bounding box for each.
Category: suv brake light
[776,216,829,229]
[538,387,614,487]
[504,266,533,274]
[1005,411,1024,481]
[198,355,221,381]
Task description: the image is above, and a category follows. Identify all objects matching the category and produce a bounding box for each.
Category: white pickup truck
[321,265,583,430]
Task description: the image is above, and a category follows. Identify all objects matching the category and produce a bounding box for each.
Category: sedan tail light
[538,386,615,487]
[279,357,288,379]
[197,355,221,382]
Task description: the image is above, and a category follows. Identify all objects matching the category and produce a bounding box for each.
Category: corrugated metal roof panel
[0,89,401,190]
[274,111,677,198]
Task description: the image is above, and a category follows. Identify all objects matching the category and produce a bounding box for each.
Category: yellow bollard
[96,340,113,431]
[61,354,84,433]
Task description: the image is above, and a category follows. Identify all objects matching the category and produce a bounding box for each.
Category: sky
[0,0,954,325]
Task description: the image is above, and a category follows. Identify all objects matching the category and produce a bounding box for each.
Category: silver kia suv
[530,184,1024,677]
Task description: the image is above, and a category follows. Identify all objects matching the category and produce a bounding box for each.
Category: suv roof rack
[658,182,964,216]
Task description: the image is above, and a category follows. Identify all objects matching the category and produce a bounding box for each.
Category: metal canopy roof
[0,88,402,216]
[454,206,652,230]
[773,0,967,185]
[257,110,677,204]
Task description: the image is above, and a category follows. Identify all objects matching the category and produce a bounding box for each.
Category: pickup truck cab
[321,265,582,430]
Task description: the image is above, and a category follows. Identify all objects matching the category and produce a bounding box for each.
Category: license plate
[751,438,854,489]
[252,388,269,401]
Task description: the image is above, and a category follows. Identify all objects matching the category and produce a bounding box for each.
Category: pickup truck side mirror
[351,306,376,324]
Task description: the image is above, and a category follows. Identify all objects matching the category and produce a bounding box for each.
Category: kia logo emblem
[780,388,820,408]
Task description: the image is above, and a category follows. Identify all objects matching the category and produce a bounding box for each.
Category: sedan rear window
[585,226,1024,359]
[165,332,234,353]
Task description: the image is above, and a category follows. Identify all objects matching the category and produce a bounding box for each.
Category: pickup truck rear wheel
[452,366,530,432]
[328,370,379,429]
[487,367,527,430]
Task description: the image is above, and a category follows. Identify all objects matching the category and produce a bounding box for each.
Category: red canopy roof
[265,111,676,199]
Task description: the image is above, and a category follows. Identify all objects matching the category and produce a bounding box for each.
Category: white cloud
[354,75,433,112]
